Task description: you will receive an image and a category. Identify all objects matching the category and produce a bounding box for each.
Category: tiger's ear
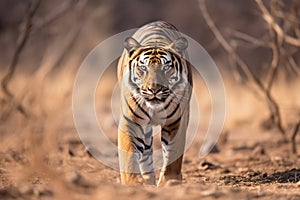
[169,37,188,54]
[124,37,141,54]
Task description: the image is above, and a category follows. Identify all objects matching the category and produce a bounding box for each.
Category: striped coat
[117,21,192,186]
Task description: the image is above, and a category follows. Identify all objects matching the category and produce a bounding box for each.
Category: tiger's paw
[142,172,156,185]
[157,172,182,187]
[120,172,143,186]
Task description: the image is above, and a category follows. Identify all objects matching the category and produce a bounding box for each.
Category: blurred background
[0,0,299,199]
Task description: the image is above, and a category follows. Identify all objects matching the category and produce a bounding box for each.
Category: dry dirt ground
[0,75,300,200]
[1,123,299,200]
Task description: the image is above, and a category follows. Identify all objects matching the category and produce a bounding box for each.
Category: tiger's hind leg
[157,110,189,187]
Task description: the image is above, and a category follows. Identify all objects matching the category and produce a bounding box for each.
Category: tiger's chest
[147,108,168,126]
[121,98,174,127]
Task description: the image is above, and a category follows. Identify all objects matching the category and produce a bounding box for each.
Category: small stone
[222,168,231,174]
[199,161,216,170]
[68,148,75,157]
[247,171,260,177]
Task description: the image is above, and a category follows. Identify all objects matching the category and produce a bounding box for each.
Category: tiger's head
[122,37,189,107]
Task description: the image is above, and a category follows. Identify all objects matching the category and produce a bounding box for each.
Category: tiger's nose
[148,85,161,94]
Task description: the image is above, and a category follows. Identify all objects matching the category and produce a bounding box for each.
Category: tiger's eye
[163,65,171,71]
[139,65,147,71]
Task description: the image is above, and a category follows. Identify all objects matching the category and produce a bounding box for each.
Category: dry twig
[291,121,300,154]
[255,0,300,47]
[0,0,41,118]
[0,0,86,121]
[32,0,78,33]
[198,0,286,136]
[230,30,272,48]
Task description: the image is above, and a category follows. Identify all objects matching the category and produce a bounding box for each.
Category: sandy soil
[1,124,299,200]
[0,75,299,200]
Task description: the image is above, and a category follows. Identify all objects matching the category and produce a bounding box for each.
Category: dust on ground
[0,74,300,200]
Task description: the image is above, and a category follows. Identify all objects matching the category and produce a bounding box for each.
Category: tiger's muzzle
[141,83,170,103]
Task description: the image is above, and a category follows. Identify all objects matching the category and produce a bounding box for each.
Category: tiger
[117,21,193,187]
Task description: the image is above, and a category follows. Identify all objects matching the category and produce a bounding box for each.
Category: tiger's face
[122,37,189,108]
[130,49,182,104]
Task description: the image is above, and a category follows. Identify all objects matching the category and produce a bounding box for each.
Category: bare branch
[35,18,82,81]
[198,0,265,90]
[1,0,41,98]
[198,0,286,136]
[265,28,280,91]
[230,29,272,48]
[0,0,41,119]
[32,0,80,34]
[34,0,87,81]
[14,0,87,119]
[255,0,300,47]
[0,0,87,121]
[291,0,300,39]
[291,120,300,154]
[287,55,300,75]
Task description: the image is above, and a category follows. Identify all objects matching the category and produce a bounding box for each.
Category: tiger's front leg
[157,110,189,187]
[118,127,143,185]
[118,116,155,185]
[138,129,156,185]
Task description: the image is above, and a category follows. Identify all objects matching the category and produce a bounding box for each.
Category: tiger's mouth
[139,85,170,105]
[141,89,169,104]
[144,96,166,104]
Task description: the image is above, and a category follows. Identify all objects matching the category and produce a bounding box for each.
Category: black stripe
[144,144,152,150]
[162,86,188,119]
[140,159,153,168]
[164,101,180,119]
[158,51,168,56]
[171,76,185,90]
[127,125,136,135]
[162,128,171,135]
[161,137,169,145]
[144,138,153,150]
[140,153,151,162]
[167,116,182,128]
[135,136,153,150]
[125,97,144,120]
[170,127,179,132]
[131,93,151,119]
[147,159,153,166]
[123,114,144,134]
[128,64,132,83]
[159,96,174,112]
[143,50,152,56]
[171,55,180,82]
[135,137,146,146]
[133,141,144,153]
[170,58,188,91]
